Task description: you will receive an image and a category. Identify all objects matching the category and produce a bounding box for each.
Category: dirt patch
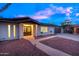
[0,39,48,56]
[40,37,79,56]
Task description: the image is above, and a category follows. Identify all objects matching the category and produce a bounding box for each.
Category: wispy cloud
[31,8,55,19]
[16,15,26,17]
[76,13,79,16]
[16,4,73,20]
[31,4,73,19]
[31,15,48,19]
[65,7,73,16]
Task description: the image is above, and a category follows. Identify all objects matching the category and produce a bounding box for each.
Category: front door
[23,24,34,40]
[24,26,31,36]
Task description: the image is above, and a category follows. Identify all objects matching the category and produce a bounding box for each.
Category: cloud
[65,7,73,16]
[66,13,70,16]
[56,7,66,14]
[65,8,71,13]
[16,15,26,17]
[76,13,79,16]
[36,8,54,16]
[32,8,55,19]
[31,15,48,19]
[32,4,73,19]
[67,7,73,10]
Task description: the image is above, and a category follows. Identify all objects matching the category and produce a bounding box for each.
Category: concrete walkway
[56,33,79,41]
[29,35,71,56]
[35,42,70,56]
[37,36,57,41]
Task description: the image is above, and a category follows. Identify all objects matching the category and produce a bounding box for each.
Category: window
[8,25,11,38]
[41,26,48,33]
[13,25,16,38]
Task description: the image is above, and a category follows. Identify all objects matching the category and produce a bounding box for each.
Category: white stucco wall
[0,23,19,41]
[0,23,8,41]
[19,23,23,39]
[0,23,55,41]
[35,25,55,37]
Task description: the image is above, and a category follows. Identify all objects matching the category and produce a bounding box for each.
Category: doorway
[23,24,34,40]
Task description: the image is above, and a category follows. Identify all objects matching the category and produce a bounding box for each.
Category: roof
[0,17,56,26]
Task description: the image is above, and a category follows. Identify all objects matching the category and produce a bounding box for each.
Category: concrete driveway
[56,33,79,41]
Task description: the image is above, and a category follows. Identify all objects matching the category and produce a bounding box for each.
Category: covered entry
[23,24,35,40]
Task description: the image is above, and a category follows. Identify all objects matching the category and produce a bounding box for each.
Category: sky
[0,3,79,26]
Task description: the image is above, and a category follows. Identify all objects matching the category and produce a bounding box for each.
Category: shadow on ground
[0,39,48,56]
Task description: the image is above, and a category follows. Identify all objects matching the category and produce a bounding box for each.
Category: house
[73,25,79,34]
[0,17,55,41]
[60,24,79,34]
[55,26,62,33]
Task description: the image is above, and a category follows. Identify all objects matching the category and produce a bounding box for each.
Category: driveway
[41,37,79,56]
[0,39,48,56]
[56,33,79,41]
[30,34,79,56]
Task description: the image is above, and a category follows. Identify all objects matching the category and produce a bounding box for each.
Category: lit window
[13,25,16,38]
[41,26,48,33]
[8,25,11,38]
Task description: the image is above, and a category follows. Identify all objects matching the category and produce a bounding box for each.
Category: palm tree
[0,3,12,13]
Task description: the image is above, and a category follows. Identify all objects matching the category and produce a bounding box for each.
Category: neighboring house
[55,26,62,33]
[0,17,55,41]
[73,25,79,34]
[60,24,79,34]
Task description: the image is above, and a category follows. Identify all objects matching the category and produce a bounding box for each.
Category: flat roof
[0,17,56,26]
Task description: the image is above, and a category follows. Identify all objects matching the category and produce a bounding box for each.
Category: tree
[0,3,12,13]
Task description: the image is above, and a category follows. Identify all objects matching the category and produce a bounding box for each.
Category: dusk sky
[0,3,79,26]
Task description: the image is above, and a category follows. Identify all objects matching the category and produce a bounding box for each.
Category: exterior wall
[19,23,23,39]
[0,23,19,41]
[0,23,8,41]
[10,23,19,40]
[74,27,79,34]
[55,27,61,33]
[35,25,55,37]
[0,23,55,41]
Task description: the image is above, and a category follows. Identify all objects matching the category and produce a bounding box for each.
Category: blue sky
[0,3,79,26]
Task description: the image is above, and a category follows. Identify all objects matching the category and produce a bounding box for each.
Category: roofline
[0,17,56,26]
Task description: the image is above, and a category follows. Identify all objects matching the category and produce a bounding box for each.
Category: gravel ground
[40,37,79,56]
[0,39,48,56]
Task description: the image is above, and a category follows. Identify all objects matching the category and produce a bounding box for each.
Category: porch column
[74,27,77,34]
[35,24,38,37]
[19,23,23,39]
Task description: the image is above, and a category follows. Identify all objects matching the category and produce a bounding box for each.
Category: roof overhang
[0,17,56,26]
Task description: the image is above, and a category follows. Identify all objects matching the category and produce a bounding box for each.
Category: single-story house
[55,26,62,33]
[0,17,55,41]
[60,24,79,34]
[73,25,79,34]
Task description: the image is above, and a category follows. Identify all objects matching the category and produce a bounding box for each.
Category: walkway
[29,35,71,56]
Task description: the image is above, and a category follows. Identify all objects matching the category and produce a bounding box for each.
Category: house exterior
[73,25,79,34]
[60,24,79,34]
[0,17,55,41]
[55,26,61,33]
